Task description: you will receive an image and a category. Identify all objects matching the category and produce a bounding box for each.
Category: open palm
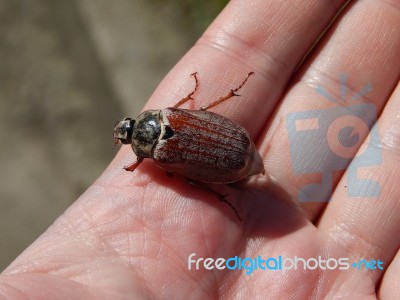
[2,0,400,299]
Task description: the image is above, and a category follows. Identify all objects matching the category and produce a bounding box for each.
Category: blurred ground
[0,0,227,270]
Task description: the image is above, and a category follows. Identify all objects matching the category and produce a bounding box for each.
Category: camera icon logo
[286,75,382,202]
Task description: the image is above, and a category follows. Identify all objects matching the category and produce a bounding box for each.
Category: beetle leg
[186,179,244,221]
[173,72,199,108]
[200,72,254,111]
[123,158,144,172]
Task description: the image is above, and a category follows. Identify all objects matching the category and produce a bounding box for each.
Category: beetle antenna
[113,138,119,149]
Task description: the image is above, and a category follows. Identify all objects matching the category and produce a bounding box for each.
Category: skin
[1,0,400,299]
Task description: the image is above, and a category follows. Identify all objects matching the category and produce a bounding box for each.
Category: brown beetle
[113,72,265,220]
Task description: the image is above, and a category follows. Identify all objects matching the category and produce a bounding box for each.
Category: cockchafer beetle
[113,72,265,220]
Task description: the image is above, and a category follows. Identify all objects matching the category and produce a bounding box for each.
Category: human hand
[1,0,399,299]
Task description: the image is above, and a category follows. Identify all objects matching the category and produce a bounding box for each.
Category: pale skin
[1,0,400,299]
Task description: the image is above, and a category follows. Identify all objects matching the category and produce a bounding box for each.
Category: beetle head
[113,117,135,147]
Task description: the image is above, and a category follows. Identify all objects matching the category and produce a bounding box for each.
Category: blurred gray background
[0,0,227,270]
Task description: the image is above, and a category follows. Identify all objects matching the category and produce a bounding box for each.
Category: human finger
[318,80,400,294]
[258,0,400,219]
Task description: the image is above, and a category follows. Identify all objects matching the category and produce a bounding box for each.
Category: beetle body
[133,107,264,183]
[113,72,264,219]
